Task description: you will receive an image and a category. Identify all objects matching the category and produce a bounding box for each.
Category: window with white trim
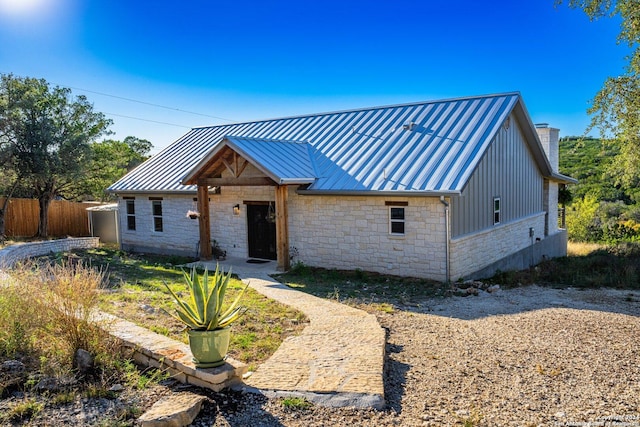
[152,200,163,232]
[125,199,136,231]
[493,197,501,225]
[389,207,405,235]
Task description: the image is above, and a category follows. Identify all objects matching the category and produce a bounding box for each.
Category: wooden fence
[0,198,103,237]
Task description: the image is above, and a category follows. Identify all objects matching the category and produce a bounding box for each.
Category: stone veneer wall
[287,191,448,281]
[0,237,100,268]
[546,181,559,235]
[118,189,275,258]
[118,189,449,281]
[449,212,546,280]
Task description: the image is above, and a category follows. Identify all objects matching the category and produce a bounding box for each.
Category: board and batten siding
[450,115,543,238]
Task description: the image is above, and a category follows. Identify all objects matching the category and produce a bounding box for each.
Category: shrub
[1,261,111,374]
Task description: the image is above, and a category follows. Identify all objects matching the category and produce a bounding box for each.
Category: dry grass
[1,261,115,375]
[567,241,606,256]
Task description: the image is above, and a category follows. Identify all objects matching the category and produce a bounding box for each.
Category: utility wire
[1,71,237,128]
[104,112,192,128]
[0,70,237,123]
[68,86,236,122]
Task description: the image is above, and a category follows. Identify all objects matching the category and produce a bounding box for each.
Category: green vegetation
[4,398,43,422]
[560,136,640,243]
[163,266,247,331]
[0,247,308,425]
[560,1,640,196]
[280,396,312,411]
[44,247,307,365]
[276,263,449,309]
[486,241,640,289]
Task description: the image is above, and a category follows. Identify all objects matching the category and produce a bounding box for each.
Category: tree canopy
[75,136,152,201]
[559,0,640,194]
[0,74,112,236]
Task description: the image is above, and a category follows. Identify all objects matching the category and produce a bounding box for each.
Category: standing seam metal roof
[108,92,532,194]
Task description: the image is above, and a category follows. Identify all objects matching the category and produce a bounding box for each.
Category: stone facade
[118,189,449,281]
[449,213,546,280]
[288,192,447,281]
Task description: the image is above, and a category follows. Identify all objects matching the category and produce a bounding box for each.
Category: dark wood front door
[247,204,277,260]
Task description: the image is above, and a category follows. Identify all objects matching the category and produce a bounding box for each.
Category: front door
[247,203,277,260]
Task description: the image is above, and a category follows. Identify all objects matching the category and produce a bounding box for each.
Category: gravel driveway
[200,285,640,426]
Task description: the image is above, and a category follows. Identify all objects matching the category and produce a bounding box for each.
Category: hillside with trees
[560,136,640,242]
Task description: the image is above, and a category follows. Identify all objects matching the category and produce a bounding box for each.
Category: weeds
[485,241,640,289]
[51,391,76,405]
[84,384,117,399]
[6,398,43,421]
[277,266,448,307]
[281,396,312,410]
[452,406,483,426]
[117,359,168,390]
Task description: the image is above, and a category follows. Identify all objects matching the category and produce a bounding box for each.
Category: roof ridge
[224,135,309,144]
[193,92,521,130]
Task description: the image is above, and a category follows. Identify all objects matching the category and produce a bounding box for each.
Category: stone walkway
[194,257,386,409]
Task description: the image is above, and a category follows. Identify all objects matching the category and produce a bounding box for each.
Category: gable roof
[184,136,317,185]
[108,92,566,195]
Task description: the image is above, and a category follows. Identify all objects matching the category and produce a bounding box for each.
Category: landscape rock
[138,392,207,427]
[35,377,60,392]
[1,360,25,375]
[109,383,124,392]
[465,287,479,296]
[0,360,26,389]
[486,285,501,293]
[74,349,94,373]
[140,304,157,314]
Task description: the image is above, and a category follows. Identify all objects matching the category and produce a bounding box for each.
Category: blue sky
[0,0,627,153]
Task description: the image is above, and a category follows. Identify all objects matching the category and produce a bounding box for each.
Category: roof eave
[109,189,198,196]
[549,172,578,184]
[296,189,461,197]
[279,178,316,185]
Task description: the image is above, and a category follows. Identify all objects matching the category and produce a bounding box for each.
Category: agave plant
[163,265,247,331]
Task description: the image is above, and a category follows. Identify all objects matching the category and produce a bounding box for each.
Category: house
[108,92,575,282]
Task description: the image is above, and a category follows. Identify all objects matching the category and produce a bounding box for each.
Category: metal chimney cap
[534,123,549,128]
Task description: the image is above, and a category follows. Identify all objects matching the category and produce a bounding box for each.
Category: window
[389,207,405,235]
[493,197,501,225]
[152,200,163,232]
[125,199,136,231]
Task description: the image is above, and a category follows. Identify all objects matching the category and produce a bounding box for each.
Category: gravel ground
[2,285,639,426]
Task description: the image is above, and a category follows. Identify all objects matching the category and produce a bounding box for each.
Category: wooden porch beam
[275,185,290,271]
[236,159,249,177]
[221,156,235,177]
[197,184,212,260]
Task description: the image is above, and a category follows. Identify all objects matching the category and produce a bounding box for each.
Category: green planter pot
[188,327,231,368]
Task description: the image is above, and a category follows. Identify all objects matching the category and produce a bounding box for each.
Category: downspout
[439,196,450,284]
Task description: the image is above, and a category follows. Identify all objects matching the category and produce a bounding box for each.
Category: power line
[0,70,237,123]
[68,85,236,122]
[104,112,192,128]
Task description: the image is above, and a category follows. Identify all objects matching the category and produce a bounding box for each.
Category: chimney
[534,123,559,172]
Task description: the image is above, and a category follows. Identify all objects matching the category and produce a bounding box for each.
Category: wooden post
[197,184,212,260]
[275,185,290,271]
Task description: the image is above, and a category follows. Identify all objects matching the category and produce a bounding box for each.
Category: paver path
[196,258,386,409]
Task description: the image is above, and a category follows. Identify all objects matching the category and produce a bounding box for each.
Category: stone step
[138,392,207,427]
